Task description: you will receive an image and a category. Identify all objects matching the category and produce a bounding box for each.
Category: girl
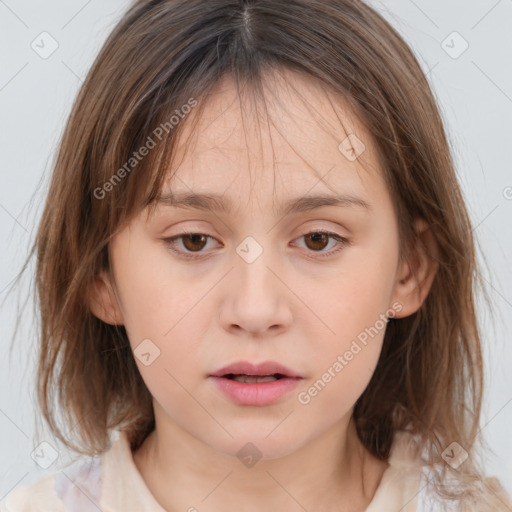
[3,0,511,510]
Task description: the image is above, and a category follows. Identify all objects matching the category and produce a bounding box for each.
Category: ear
[87,269,124,325]
[390,218,439,319]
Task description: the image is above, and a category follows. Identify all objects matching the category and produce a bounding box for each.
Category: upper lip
[209,361,303,379]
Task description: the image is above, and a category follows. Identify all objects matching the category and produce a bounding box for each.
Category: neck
[133,409,389,512]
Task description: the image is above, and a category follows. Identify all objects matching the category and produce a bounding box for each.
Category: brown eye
[163,232,217,259]
[181,233,208,252]
[294,230,349,258]
[304,232,329,251]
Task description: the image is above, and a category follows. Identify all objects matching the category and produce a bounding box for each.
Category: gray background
[1,0,511,504]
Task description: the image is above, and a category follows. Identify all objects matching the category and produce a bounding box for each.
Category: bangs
[110,66,379,234]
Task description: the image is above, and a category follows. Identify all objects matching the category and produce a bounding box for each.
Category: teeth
[231,375,279,383]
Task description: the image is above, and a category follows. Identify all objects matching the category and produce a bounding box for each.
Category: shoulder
[417,471,512,512]
[366,430,430,511]
[2,472,61,512]
[376,429,512,512]
[2,431,164,512]
[413,451,512,512]
[2,454,102,512]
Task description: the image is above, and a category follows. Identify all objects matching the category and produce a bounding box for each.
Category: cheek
[320,247,396,337]
[114,240,200,341]
[296,288,388,416]
[113,240,221,389]
[298,236,398,402]
[114,254,205,413]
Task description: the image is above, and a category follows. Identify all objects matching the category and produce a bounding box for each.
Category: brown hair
[15,0,510,508]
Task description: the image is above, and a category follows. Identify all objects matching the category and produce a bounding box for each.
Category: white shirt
[0,428,498,511]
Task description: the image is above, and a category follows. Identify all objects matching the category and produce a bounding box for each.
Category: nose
[218,242,293,338]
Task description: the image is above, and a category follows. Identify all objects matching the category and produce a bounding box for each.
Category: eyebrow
[155,191,372,215]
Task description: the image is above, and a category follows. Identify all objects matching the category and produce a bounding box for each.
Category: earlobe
[391,218,439,319]
[87,270,124,325]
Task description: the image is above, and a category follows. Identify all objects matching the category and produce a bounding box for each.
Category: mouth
[208,361,303,406]
[209,360,303,380]
[222,373,287,383]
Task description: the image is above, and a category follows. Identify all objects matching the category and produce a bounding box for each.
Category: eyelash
[162,230,349,260]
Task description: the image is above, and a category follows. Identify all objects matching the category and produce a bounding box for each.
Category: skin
[90,70,438,512]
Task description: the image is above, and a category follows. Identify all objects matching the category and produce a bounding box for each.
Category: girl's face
[93,70,433,459]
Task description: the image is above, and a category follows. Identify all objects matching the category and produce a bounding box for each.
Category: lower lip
[209,376,302,406]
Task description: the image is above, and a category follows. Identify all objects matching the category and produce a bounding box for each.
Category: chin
[208,430,304,462]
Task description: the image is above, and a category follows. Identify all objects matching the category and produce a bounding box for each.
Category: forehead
[162,69,388,213]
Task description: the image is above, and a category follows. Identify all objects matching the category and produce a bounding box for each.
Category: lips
[209,361,303,379]
[208,360,304,406]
